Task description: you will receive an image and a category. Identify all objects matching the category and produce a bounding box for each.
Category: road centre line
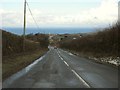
[58,54,64,60]
[71,69,90,88]
[57,50,91,88]
[63,61,69,67]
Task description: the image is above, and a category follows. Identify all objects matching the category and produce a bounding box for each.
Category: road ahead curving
[3,48,118,88]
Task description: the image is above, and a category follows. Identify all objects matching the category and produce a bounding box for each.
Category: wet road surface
[3,48,118,88]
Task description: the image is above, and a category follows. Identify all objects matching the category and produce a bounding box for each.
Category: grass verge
[64,49,119,67]
[2,48,48,81]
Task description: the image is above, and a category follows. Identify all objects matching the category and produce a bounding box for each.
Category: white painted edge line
[3,51,48,87]
[25,55,45,72]
[71,69,90,88]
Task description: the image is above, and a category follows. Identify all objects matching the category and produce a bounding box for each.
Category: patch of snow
[25,55,45,72]
[3,52,47,87]
[69,52,74,56]
[89,56,120,66]
[108,60,119,66]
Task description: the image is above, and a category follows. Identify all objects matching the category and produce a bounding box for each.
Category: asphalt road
[3,48,118,88]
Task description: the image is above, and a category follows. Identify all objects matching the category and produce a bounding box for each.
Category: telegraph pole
[23,0,26,52]
[118,1,120,23]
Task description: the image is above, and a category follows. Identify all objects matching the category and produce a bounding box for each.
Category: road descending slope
[3,48,118,88]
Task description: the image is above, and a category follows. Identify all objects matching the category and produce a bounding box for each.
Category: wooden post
[23,0,26,52]
[118,1,120,23]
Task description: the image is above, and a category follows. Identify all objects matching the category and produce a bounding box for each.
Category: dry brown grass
[2,30,49,80]
[59,23,120,57]
[2,48,48,81]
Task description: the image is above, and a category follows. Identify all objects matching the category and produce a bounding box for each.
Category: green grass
[2,48,48,81]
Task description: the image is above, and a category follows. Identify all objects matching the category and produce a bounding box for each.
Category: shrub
[59,23,120,57]
[2,30,49,56]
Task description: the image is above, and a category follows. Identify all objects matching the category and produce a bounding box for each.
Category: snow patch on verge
[61,49,120,66]
[88,57,120,66]
[69,52,74,56]
[25,55,45,72]
[3,52,47,87]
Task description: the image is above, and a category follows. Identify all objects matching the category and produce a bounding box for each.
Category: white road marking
[57,50,91,88]
[71,69,90,88]
[60,57,63,60]
[26,55,45,72]
[3,51,48,87]
[58,54,64,61]
[59,56,63,60]
[58,51,60,53]
[57,50,64,61]
[63,61,69,67]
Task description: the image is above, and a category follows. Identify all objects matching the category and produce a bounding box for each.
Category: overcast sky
[0,0,119,28]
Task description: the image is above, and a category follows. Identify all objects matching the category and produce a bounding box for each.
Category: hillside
[2,30,49,80]
[59,23,120,66]
[2,30,49,56]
